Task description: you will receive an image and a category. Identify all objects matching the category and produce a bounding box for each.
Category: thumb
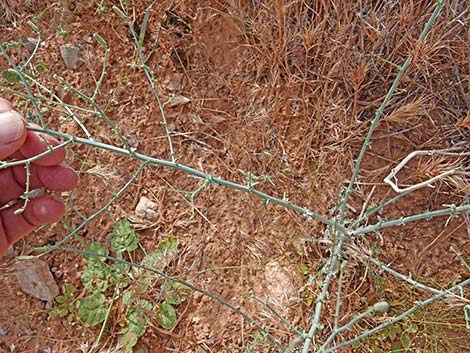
[0,98,26,160]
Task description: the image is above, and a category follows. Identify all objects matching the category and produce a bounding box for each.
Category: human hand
[0,98,78,256]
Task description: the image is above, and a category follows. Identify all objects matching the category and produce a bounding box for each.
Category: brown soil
[1,1,469,353]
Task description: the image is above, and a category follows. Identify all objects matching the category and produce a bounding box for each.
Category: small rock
[135,196,159,221]
[22,38,39,52]
[162,73,186,91]
[60,44,81,69]
[15,259,59,304]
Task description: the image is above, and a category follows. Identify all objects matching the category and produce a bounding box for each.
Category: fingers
[0,99,27,160]
[0,196,65,256]
[18,127,67,166]
[0,164,78,204]
[0,98,65,165]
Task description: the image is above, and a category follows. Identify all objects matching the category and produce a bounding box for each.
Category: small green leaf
[141,236,180,271]
[157,236,179,253]
[55,295,66,304]
[156,302,177,329]
[27,21,39,32]
[122,289,134,305]
[64,283,75,296]
[4,40,20,49]
[298,264,309,276]
[57,307,69,318]
[112,6,129,21]
[3,69,21,83]
[165,293,182,306]
[78,293,107,326]
[111,219,139,253]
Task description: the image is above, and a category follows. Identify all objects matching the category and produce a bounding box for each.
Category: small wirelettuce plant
[1,0,469,352]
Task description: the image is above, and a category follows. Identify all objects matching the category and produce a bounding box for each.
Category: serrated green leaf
[81,261,111,292]
[165,293,182,306]
[78,293,107,326]
[156,302,177,329]
[111,219,139,253]
[122,289,134,305]
[3,70,21,83]
[84,241,108,263]
[141,236,180,271]
[120,300,153,353]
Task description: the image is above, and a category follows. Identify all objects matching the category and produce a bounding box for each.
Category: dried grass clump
[0,0,17,21]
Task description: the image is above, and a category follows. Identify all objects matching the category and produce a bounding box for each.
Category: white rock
[135,196,159,220]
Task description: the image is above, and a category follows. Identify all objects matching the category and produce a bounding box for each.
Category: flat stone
[60,44,81,69]
[15,259,59,303]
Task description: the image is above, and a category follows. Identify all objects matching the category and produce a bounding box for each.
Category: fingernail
[0,110,25,143]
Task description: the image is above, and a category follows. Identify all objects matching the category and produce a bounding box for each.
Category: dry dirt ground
[0,1,470,352]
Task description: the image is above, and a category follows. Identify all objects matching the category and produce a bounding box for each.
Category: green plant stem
[91,35,109,102]
[353,204,470,236]
[0,42,45,125]
[338,1,446,223]
[0,140,73,168]
[22,72,92,139]
[54,75,132,151]
[318,306,376,353]
[118,4,177,163]
[302,237,346,353]
[94,286,118,352]
[351,191,411,229]
[323,277,470,353]
[333,261,347,331]
[25,126,342,235]
[20,33,41,71]
[368,256,443,295]
[14,161,31,215]
[35,162,148,254]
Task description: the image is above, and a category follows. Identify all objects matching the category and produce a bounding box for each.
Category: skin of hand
[0,98,78,256]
